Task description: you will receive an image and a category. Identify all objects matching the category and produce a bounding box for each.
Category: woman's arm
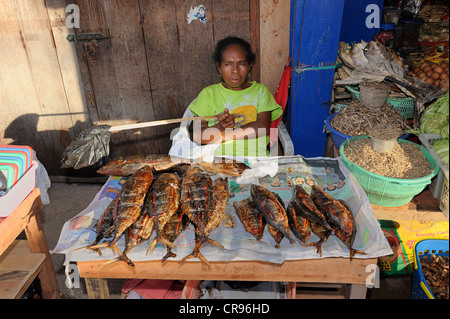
[193,108,271,145]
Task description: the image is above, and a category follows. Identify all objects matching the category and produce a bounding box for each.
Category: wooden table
[0,188,61,299]
[78,255,377,299]
[77,190,447,299]
[371,189,448,221]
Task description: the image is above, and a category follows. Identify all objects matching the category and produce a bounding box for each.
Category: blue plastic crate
[411,239,449,299]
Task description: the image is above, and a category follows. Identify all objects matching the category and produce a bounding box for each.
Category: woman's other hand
[217,108,235,129]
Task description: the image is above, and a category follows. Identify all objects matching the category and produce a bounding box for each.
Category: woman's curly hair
[213,37,256,67]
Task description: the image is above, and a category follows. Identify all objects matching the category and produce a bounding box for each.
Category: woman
[189,37,282,157]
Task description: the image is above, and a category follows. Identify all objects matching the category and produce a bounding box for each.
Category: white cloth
[235,157,279,184]
[168,130,220,162]
[33,151,51,205]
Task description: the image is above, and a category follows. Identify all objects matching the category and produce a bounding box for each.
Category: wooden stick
[108,114,218,132]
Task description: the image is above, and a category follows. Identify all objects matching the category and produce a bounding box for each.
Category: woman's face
[217,44,252,91]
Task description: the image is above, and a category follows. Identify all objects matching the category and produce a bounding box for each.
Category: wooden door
[0,0,90,176]
[74,0,251,160]
[0,0,291,176]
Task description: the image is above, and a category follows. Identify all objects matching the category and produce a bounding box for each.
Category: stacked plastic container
[0,145,37,217]
[0,145,33,193]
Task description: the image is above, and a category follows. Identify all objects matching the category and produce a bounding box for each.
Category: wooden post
[24,201,61,299]
[287,0,346,157]
[85,278,110,299]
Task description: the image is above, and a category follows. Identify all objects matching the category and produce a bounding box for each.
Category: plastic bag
[61,125,111,169]
[403,0,425,16]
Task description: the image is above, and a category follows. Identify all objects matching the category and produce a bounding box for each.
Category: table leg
[85,278,110,299]
[347,284,367,299]
[25,210,61,299]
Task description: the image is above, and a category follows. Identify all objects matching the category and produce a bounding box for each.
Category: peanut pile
[344,138,433,179]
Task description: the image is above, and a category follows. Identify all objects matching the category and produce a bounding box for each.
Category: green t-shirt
[188,81,282,157]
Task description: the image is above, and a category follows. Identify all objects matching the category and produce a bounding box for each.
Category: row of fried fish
[77,155,238,269]
[77,154,365,269]
[234,184,366,260]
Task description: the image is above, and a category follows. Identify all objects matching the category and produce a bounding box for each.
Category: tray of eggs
[409,61,449,87]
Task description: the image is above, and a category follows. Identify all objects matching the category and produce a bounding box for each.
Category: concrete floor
[39,182,412,299]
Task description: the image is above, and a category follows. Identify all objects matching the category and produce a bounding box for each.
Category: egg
[441,62,449,68]
[417,71,426,78]
[426,70,434,77]
[431,72,441,80]
[425,77,434,84]
[441,72,449,80]
[434,66,443,74]
[423,66,432,73]
[413,67,421,74]
[444,67,449,73]
[421,62,429,69]
[434,80,440,86]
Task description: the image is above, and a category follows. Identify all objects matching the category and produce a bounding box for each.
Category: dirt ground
[39,182,413,299]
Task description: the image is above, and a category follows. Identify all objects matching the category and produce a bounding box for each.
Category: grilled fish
[146,172,182,254]
[97,155,248,177]
[310,186,366,259]
[204,177,230,237]
[309,222,333,256]
[267,223,284,248]
[87,165,154,255]
[198,161,248,177]
[105,209,153,267]
[95,197,117,242]
[161,211,190,263]
[97,155,183,176]
[292,185,332,230]
[286,202,311,246]
[179,165,222,268]
[233,198,266,241]
[76,196,119,256]
[250,184,295,244]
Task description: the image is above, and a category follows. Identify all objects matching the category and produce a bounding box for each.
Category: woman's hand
[194,109,271,145]
[217,108,235,129]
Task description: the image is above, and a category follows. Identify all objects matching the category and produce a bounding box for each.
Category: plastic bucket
[370,136,398,152]
[359,83,390,109]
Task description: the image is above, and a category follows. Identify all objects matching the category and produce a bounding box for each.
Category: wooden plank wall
[260,0,290,95]
[0,0,89,176]
[0,0,288,176]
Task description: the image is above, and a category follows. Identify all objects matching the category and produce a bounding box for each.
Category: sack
[378,219,449,276]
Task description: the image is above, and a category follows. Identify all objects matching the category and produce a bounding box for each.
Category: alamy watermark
[66,3,382,30]
[366,4,381,29]
[65,4,80,29]
[169,120,281,161]
[65,263,80,289]
[365,264,380,289]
